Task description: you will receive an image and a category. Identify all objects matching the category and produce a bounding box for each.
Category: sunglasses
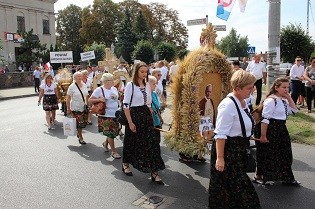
[296,60,302,61]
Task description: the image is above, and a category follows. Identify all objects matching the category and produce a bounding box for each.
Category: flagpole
[206,15,208,25]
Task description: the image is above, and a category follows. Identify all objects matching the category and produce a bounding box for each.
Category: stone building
[0,0,58,64]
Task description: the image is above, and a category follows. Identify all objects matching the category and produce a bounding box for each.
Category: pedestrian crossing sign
[247,46,256,54]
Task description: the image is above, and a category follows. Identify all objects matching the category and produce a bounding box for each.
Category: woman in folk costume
[254,77,300,185]
[209,70,261,209]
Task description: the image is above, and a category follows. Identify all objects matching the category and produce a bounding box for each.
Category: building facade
[0,0,58,64]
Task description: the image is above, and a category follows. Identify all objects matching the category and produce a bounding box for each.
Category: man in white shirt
[169,61,178,83]
[117,64,128,85]
[158,61,168,99]
[289,56,305,104]
[246,54,267,106]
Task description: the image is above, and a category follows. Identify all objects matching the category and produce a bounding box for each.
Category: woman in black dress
[122,62,165,185]
[209,70,261,209]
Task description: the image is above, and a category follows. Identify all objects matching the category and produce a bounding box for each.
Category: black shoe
[151,173,164,185]
[79,139,86,145]
[282,180,301,186]
[122,164,133,176]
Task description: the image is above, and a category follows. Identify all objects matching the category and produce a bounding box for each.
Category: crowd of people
[34,55,306,208]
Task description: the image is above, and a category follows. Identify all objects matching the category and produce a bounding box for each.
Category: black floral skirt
[254,119,295,182]
[123,105,165,173]
[42,94,59,111]
[209,137,261,209]
[71,111,88,129]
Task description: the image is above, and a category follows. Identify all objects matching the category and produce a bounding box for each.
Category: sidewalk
[0,86,37,101]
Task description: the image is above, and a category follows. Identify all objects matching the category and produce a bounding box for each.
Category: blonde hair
[148,75,157,84]
[266,77,289,97]
[151,68,161,76]
[44,73,53,83]
[230,70,256,89]
[81,69,89,75]
[101,73,114,83]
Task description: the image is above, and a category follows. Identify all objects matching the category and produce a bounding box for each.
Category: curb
[0,93,37,101]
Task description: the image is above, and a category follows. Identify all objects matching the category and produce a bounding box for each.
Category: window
[43,19,50,34]
[17,16,25,32]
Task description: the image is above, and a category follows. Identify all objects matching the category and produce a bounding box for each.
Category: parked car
[280,62,292,76]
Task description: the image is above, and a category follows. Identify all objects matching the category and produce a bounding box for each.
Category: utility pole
[267,0,281,90]
[307,0,310,34]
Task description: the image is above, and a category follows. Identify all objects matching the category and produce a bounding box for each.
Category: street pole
[307,0,310,34]
[267,0,281,90]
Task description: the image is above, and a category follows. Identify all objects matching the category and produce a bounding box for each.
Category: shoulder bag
[75,83,89,114]
[229,96,256,173]
[115,83,134,125]
[90,87,106,115]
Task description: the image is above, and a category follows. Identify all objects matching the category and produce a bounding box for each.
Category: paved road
[0,96,315,209]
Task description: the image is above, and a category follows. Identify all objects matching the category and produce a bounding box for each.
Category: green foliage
[177,49,189,60]
[310,52,315,59]
[133,10,150,41]
[116,8,137,64]
[156,42,176,62]
[15,29,46,69]
[280,24,315,63]
[56,4,83,64]
[132,40,154,64]
[217,28,249,57]
[144,3,188,50]
[80,0,121,47]
[84,42,106,65]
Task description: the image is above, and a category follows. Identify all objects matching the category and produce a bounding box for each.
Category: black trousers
[290,80,302,104]
[255,78,263,106]
[305,87,315,111]
[162,79,167,99]
[34,78,40,92]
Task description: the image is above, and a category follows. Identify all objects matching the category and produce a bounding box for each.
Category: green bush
[132,40,154,64]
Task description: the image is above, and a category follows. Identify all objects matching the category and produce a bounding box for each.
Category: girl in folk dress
[209,70,261,209]
[38,74,59,130]
[122,62,165,185]
[254,77,300,185]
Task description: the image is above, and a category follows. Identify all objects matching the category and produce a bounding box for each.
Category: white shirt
[67,83,89,112]
[246,61,266,80]
[123,82,152,108]
[40,83,56,95]
[118,68,128,81]
[214,94,253,139]
[83,79,92,91]
[261,96,298,124]
[33,70,41,78]
[169,65,178,76]
[290,64,304,80]
[92,86,119,117]
[88,71,95,80]
[155,80,163,97]
[160,66,168,80]
[245,94,254,107]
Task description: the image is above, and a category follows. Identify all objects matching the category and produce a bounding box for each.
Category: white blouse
[214,94,253,139]
[290,64,304,80]
[123,82,152,108]
[261,96,298,124]
[91,86,119,117]
[40,83,56,95]
[67,82,89,112]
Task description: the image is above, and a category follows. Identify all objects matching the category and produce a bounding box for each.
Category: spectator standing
[246,54,267,106]
[289,56,305,104]
[33,66,41,93]
[122,62,165,185]
[240,57,248,70]
[158,61,168,99]
[304,57,315,113]
[232,60,242,71]
[168,61,178,83]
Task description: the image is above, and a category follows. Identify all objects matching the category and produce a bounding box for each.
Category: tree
[156,41,176,62]
[84,42,106,65]
[280,23,315,63]
[16,29,46,70]
[80,0,121,47]
[133,10,150,41]
[144,3,188,50]
[217,28,249,57]
[56,4,83,64]
[132,40,154,64]
[177,49,189,60]
[116,8,137,64]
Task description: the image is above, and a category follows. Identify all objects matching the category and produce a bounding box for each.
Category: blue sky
[55,0,315,53]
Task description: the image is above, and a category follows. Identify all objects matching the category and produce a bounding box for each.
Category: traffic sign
[247,46,256,54]
[213,25,226,31]
[187,18,207,26]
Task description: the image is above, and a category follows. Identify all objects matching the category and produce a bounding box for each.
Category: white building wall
[0,0,58,64]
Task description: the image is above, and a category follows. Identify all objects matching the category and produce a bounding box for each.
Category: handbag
[63,117,77,136]
[90,87,106,115]
[75,83,88,114]
[229,96,257,173]
[115,83,134,125]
